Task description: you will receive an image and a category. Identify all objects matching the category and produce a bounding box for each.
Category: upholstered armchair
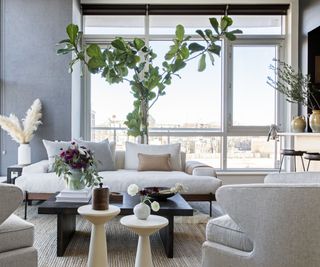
[202,183,320,267]
[0,184,37,267]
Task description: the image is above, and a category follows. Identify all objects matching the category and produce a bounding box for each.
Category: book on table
[56,188,92,203]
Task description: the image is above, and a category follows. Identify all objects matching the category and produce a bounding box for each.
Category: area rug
[15,205,206,267]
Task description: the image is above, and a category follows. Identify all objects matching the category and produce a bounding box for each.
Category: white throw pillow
[74,139,115,172]
[125,142,182,171]
[43,140,71,172]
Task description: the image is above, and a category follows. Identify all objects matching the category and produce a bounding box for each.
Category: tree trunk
[140,99,149,144]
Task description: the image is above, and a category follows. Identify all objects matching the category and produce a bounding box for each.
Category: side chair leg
[24,191,28,220]
[209,200,212,217]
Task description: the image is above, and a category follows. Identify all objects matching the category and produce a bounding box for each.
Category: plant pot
[309,110,320,133]
[291,116,306,133]
[133,203,150,220]
[18,143,31,165]
[67,169,85,190]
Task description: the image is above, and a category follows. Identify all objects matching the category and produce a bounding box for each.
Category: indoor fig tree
[57,16,241,144]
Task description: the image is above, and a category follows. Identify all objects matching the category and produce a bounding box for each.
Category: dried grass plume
[0,99,42,144]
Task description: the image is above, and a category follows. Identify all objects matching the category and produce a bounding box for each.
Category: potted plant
[54,142,102,190]
[267,59,320,132]
[57,16,241,143]
[0,99,42,165]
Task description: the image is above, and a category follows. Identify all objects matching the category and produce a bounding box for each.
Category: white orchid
[151,201,160,212]
[127,184,139,196]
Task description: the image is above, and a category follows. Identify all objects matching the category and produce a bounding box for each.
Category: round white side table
[120,215,169,267]
[78,204,120,267]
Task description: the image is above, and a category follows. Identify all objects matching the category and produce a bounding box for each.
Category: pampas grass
[0,99,42,144]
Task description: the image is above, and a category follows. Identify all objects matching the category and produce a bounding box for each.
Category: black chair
[279,149,306,172]
[304,153,320,171]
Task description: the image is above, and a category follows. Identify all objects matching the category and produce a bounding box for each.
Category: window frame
[83,16,286,172]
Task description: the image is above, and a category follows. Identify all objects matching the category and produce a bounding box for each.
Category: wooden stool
[279,149,306,172]
[304,153,320,171]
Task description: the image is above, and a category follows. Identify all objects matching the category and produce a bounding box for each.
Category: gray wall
[299,0,320,73]
[0,0,77,174]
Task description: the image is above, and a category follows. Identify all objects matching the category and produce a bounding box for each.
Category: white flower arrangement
[0,99,42,144]
[127,184,160,212]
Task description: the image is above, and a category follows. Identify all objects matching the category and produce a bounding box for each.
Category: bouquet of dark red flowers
[54,142,102,189]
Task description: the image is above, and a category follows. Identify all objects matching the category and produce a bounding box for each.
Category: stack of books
[56,188,92,203]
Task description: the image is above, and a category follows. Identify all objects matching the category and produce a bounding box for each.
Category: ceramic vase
[18,143,31,165]
[133,202,150,220]
[291,115,306,133]
[67,169,85,190]
[309,110,320,133]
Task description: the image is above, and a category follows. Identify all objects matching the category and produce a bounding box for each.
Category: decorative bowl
[143,187,175,201]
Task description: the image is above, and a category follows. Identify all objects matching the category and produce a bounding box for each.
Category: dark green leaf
[133,38,145,50]
[111,38,127,51]
[57,39,71,45]
[205,29,213,39]
[57,48,74,55]
[196,30,207,41]
[66,24,79,44]
[221,16,233,31]
[175,25,185,41]
[172,59,187,73]
[225,32,236,41]
[198,54,206,72]
[180,45,190,59]
[208,44,221,56]
[86,44,102,58]
[188,43,205,53]
[228,29,243,34]
[209,17,220,34]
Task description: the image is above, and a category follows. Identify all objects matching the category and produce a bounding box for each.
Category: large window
[86,14,284,171]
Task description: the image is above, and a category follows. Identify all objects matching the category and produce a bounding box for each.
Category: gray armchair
[202,183,320,267]
[0,184,37,267]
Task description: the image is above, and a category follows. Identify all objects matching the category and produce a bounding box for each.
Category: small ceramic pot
[133,203,150,220]
[291,115,306,133]
[310,110,320,133]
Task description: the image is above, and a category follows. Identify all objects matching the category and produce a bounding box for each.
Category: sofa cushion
[74,139,115,172]
[206,215,253,252]
[125,142,182,171]
[43,140,71,172]
[16,170,222,195]
[138,153,172,171]
[0,214,34,253]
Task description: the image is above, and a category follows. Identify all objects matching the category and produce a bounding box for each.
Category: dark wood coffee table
[38,193,193,258]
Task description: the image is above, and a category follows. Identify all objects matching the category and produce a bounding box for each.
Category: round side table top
[120,215,168,229]
[78,204,120,217]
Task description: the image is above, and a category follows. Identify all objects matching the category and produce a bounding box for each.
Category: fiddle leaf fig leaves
[209,17,220,34]
[58,16,242,140]
[66,24,78,44]
[175,25,185,41]
[198,54,206,72]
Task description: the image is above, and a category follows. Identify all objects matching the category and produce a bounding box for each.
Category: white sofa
[202,172,320,267]
[15,150,221,217]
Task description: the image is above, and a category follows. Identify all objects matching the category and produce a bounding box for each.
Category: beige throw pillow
[137,153,172,171]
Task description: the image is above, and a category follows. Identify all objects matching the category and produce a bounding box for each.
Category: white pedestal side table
[120,215,169,267]
[78,204,120,267]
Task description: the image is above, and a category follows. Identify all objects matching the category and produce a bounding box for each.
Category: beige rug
[15,205,206,267]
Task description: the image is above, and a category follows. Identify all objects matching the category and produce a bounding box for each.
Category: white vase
[133,203,150,220]
[18,143,31,165]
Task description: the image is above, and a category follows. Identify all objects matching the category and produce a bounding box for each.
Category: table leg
[159,215,174,258]
[135,235,153,267]
[57,213,76,257]
[88,223,108,267]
